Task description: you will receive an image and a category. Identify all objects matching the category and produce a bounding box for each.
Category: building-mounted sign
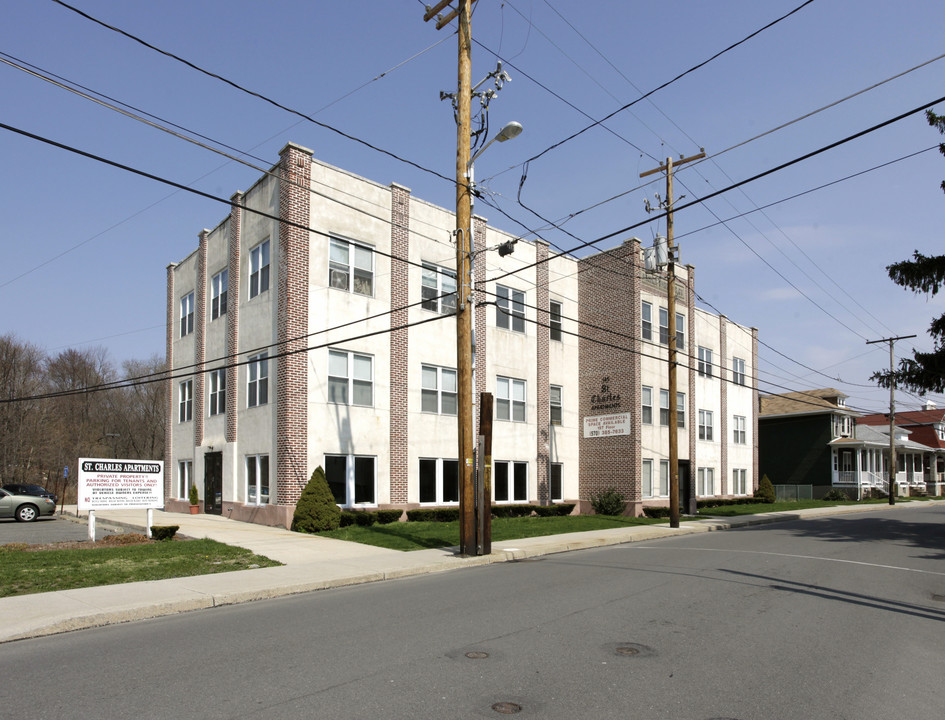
[78,458,164,511]
[590,376,622,412]
[583,413,631,439]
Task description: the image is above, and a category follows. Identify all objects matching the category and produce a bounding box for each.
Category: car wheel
[15,504,38,522]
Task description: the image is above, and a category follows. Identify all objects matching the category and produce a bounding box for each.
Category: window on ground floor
[494,460,528,503]
[642,459,653,498]
[177,460,192,500]
[419,458,459,504]
[698,467,715,496]
[246,455,269,505]
[326,454,376,506]
[732,468,748,495]
[550,463,563,502]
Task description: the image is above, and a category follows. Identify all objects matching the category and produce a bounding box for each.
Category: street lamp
[457,120,523,556]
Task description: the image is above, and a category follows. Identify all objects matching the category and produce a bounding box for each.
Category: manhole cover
[492,702,522,714]
[466,651,489,659]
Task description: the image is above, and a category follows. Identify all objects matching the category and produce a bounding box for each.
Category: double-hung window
[328,350,373,406]
[733,415,747,444]
[549,300,563,341]
[659,460,669,496]
[698,409,714,441]
[330,237,374,296]
[326,454,376,506]
[210,269,228,320]
[732,468,748,495]
[421,365,457,415]
[180,292,194,337]
[642,301,652,341]
[642,459,654,497]
[246,454,269,505]
[494,460,528,502]
[421,263,457,314]
[208,368,226,416]
[177,460,192,500]
[496,376,526,422]
[659,390,685,427]
[642,386,653,424]
[550,385,563,425]
[698,347,713,378]
[698,467,715,496]
[496,285,525,333]
[178,379,193,422]
[550,463,563,502]
[247,353,268,407]
[419,458,459,504]
[658,307,685,350]
[249,239,270,299]
[732,357,746,386]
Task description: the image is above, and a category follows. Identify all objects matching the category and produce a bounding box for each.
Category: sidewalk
[0,501,932,644]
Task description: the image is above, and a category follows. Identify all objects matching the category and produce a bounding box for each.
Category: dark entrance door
[204,452,223,515]
[678,460,694,515]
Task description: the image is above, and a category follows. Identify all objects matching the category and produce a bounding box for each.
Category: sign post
[78,459,164,541]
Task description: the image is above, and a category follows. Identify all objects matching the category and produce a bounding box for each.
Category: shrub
[406,508,461,523]
[188,483,199,506]
[376,509,403,524]
[292,466,341,533]
[339,510,378,527]
[150,525,179,541]
[754,475,776,503]
[822,489,851,501]
[589,487,626,516]
[534,503,576,517]
[492,504,534,518]
[643,506,671,518]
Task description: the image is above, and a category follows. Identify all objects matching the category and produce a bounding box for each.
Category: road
[0,513,122,544]
[2,504,943,719]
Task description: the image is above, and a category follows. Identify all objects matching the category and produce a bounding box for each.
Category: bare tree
[0,334,48,484]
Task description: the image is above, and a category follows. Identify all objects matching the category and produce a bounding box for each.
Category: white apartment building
[165,143,758,527]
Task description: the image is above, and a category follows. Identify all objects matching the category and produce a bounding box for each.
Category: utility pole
[425,0,476,554]
[641,151,704,528]
[867,334,915,505]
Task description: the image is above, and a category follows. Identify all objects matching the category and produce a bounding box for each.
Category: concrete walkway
[1,501,933,644]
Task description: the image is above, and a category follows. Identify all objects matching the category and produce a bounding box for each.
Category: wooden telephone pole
[641,152,704,528]
[867,334,916,505]
[425,0,477,554]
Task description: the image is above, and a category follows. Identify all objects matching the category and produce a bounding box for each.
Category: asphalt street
[2,503,942,719]
[0,513,122,544]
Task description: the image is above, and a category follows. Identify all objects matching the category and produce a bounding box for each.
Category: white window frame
[246,454,269,506]
[733,415,747,444]
[642,301,652,341]
[326,454,376,507]
[698,467,716,496]
[549,300,563,341]
[698,409,714,441]
[177,460,192,500]
[421,262,457,314]
[496,376,526,422]
[658,307,685,350]
[732,357,746,386]
[659,460,669,496]
[210,268,228,320]
[698,347,713,378]
[496,285,526,333]
[642,458,654,498]
[329,350,374,407]
[419,458,460,505]
[550,462,563,502]
[421,364,457,415]
[642,386,653,425]
[660,390,686,428]
[329,237,374,297]
[550,385,563,426]
[247,353,269,408]
[249,239,270,299]
[732,468,748,495]
[178,379,193,423]
[180,292,194,338]
[208,368,226,416]
[493,460,528,503]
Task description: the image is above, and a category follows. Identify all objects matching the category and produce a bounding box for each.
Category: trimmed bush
[534,503,576,517]
[589,487,626,516]
[150,525,179,541]
[697,497,760,509]
[822,489,851,501]
[188,483,199,506]
[376,509,404,524]
[406,508,461,523]
[491,504,534,518]
[292,466,341,533]
[754,474,776,503]
[339,510,378,527]
[643,507,671,518]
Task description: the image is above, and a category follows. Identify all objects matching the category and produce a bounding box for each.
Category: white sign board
[78,458,164,510]
[583,413,631,439]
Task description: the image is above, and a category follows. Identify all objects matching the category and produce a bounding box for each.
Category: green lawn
[0,538,281,598]
[695,497,897,516]
[316,514,668,551]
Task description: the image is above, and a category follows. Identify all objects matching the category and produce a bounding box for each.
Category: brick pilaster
[473,216,488,439]
[165,263,177,500]
[389,183,411,504]
[194,230,208,448]
[536,241,550,503]
[226,193,243,444]
[752,326,760,491]
[276,143,312,506]
[719,315,728,494]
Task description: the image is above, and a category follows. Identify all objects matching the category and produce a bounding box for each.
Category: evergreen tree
[291,466,341,533]
[872,110,945,393]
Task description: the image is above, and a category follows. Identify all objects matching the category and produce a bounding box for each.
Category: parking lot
[0,513,123,545]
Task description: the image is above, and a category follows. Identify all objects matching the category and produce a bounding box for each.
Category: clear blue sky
[2,0,944,413]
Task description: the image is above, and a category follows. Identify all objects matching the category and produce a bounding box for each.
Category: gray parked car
[0,488,57,522]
